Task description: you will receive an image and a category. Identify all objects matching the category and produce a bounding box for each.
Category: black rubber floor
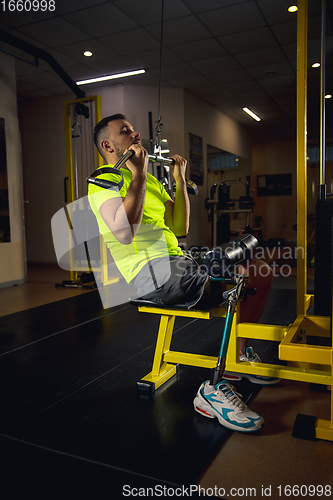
[0,287,296,498]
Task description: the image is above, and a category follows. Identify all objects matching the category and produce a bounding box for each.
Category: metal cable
[155,0,165,152]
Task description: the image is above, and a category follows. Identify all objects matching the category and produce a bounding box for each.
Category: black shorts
[131,255,225,309]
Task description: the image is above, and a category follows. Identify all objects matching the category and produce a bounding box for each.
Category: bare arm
[99,145,148,244]
[164,154,190,237]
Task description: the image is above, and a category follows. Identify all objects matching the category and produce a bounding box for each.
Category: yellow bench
[133,299,333,441]
[133,300,229,394]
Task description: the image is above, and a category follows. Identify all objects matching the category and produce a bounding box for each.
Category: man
[88,113,276,433]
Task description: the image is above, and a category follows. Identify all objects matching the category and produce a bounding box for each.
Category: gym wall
[252,141,297,243]
[183,90,252,249]
[19,85,125,265]
[123,84,186,160]
[19,92,71,265]
[0,52,25,288]
[17,81,297,268]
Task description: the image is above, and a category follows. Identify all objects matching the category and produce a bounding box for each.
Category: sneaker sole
[193,396,264,433]
[224,372,281,386]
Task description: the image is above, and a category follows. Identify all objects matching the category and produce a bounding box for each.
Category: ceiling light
[288,6,298,13]
[76,69,145,86]
[325,94,332,99]
[161,139,168,143]
[243,107,261,122]
[83,51,93,57]
[312,62,320,68]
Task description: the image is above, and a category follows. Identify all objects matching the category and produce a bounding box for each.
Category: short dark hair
[93,113,126,159]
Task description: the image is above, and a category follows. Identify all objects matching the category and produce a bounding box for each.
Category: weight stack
[314,199,333,325]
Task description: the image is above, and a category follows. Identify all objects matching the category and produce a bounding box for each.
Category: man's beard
[115,147,126,159]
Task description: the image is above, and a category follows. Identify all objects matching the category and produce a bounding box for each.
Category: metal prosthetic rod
[200,234,258,387]
[210,274,248,386]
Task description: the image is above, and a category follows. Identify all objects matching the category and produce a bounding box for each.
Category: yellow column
[296,0,308,316]
[63,101,75,204]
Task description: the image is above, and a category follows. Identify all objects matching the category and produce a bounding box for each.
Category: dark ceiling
[1,0,333,140]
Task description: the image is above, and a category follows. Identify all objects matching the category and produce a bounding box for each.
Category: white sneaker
[193,380,264,432]
[224,347,281,385]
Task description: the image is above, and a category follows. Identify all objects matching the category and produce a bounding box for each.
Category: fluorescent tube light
[76,69,145,85]
[243,107,261,122]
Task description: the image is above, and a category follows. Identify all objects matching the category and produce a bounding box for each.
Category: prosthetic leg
[209,273,249,386]
[193,237,264,432]
[199,233,258,385]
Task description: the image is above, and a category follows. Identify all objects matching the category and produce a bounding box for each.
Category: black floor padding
[0,288,295,496]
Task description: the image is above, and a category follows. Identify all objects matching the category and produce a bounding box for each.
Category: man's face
[107,119,141,159]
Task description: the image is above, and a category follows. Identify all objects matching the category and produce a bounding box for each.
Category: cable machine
[57,95,120,289]
[259,0,333,441]
[50,0,333,440]
[133,0,333,442]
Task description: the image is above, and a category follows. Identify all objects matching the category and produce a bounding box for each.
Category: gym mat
[0,287,296,497]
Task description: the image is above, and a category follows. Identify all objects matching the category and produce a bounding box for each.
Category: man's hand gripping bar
[87,149,198,194]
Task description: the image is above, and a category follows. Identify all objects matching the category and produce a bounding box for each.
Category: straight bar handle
[113,150,175,170]
[148,154,175,165]
[113,150,135,170]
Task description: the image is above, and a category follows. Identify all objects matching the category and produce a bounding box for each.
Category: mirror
[207,144,239,171]
[207,145,251,193]
[0,118,10,243]
[206,145,252,244]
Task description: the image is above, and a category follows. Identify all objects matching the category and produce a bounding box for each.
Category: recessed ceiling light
[83,51,93,57]
[243,107,261,122]
[76,69,145,85]
[312,62,320,68]
[325,94,332,99]
[288,5,298,13]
